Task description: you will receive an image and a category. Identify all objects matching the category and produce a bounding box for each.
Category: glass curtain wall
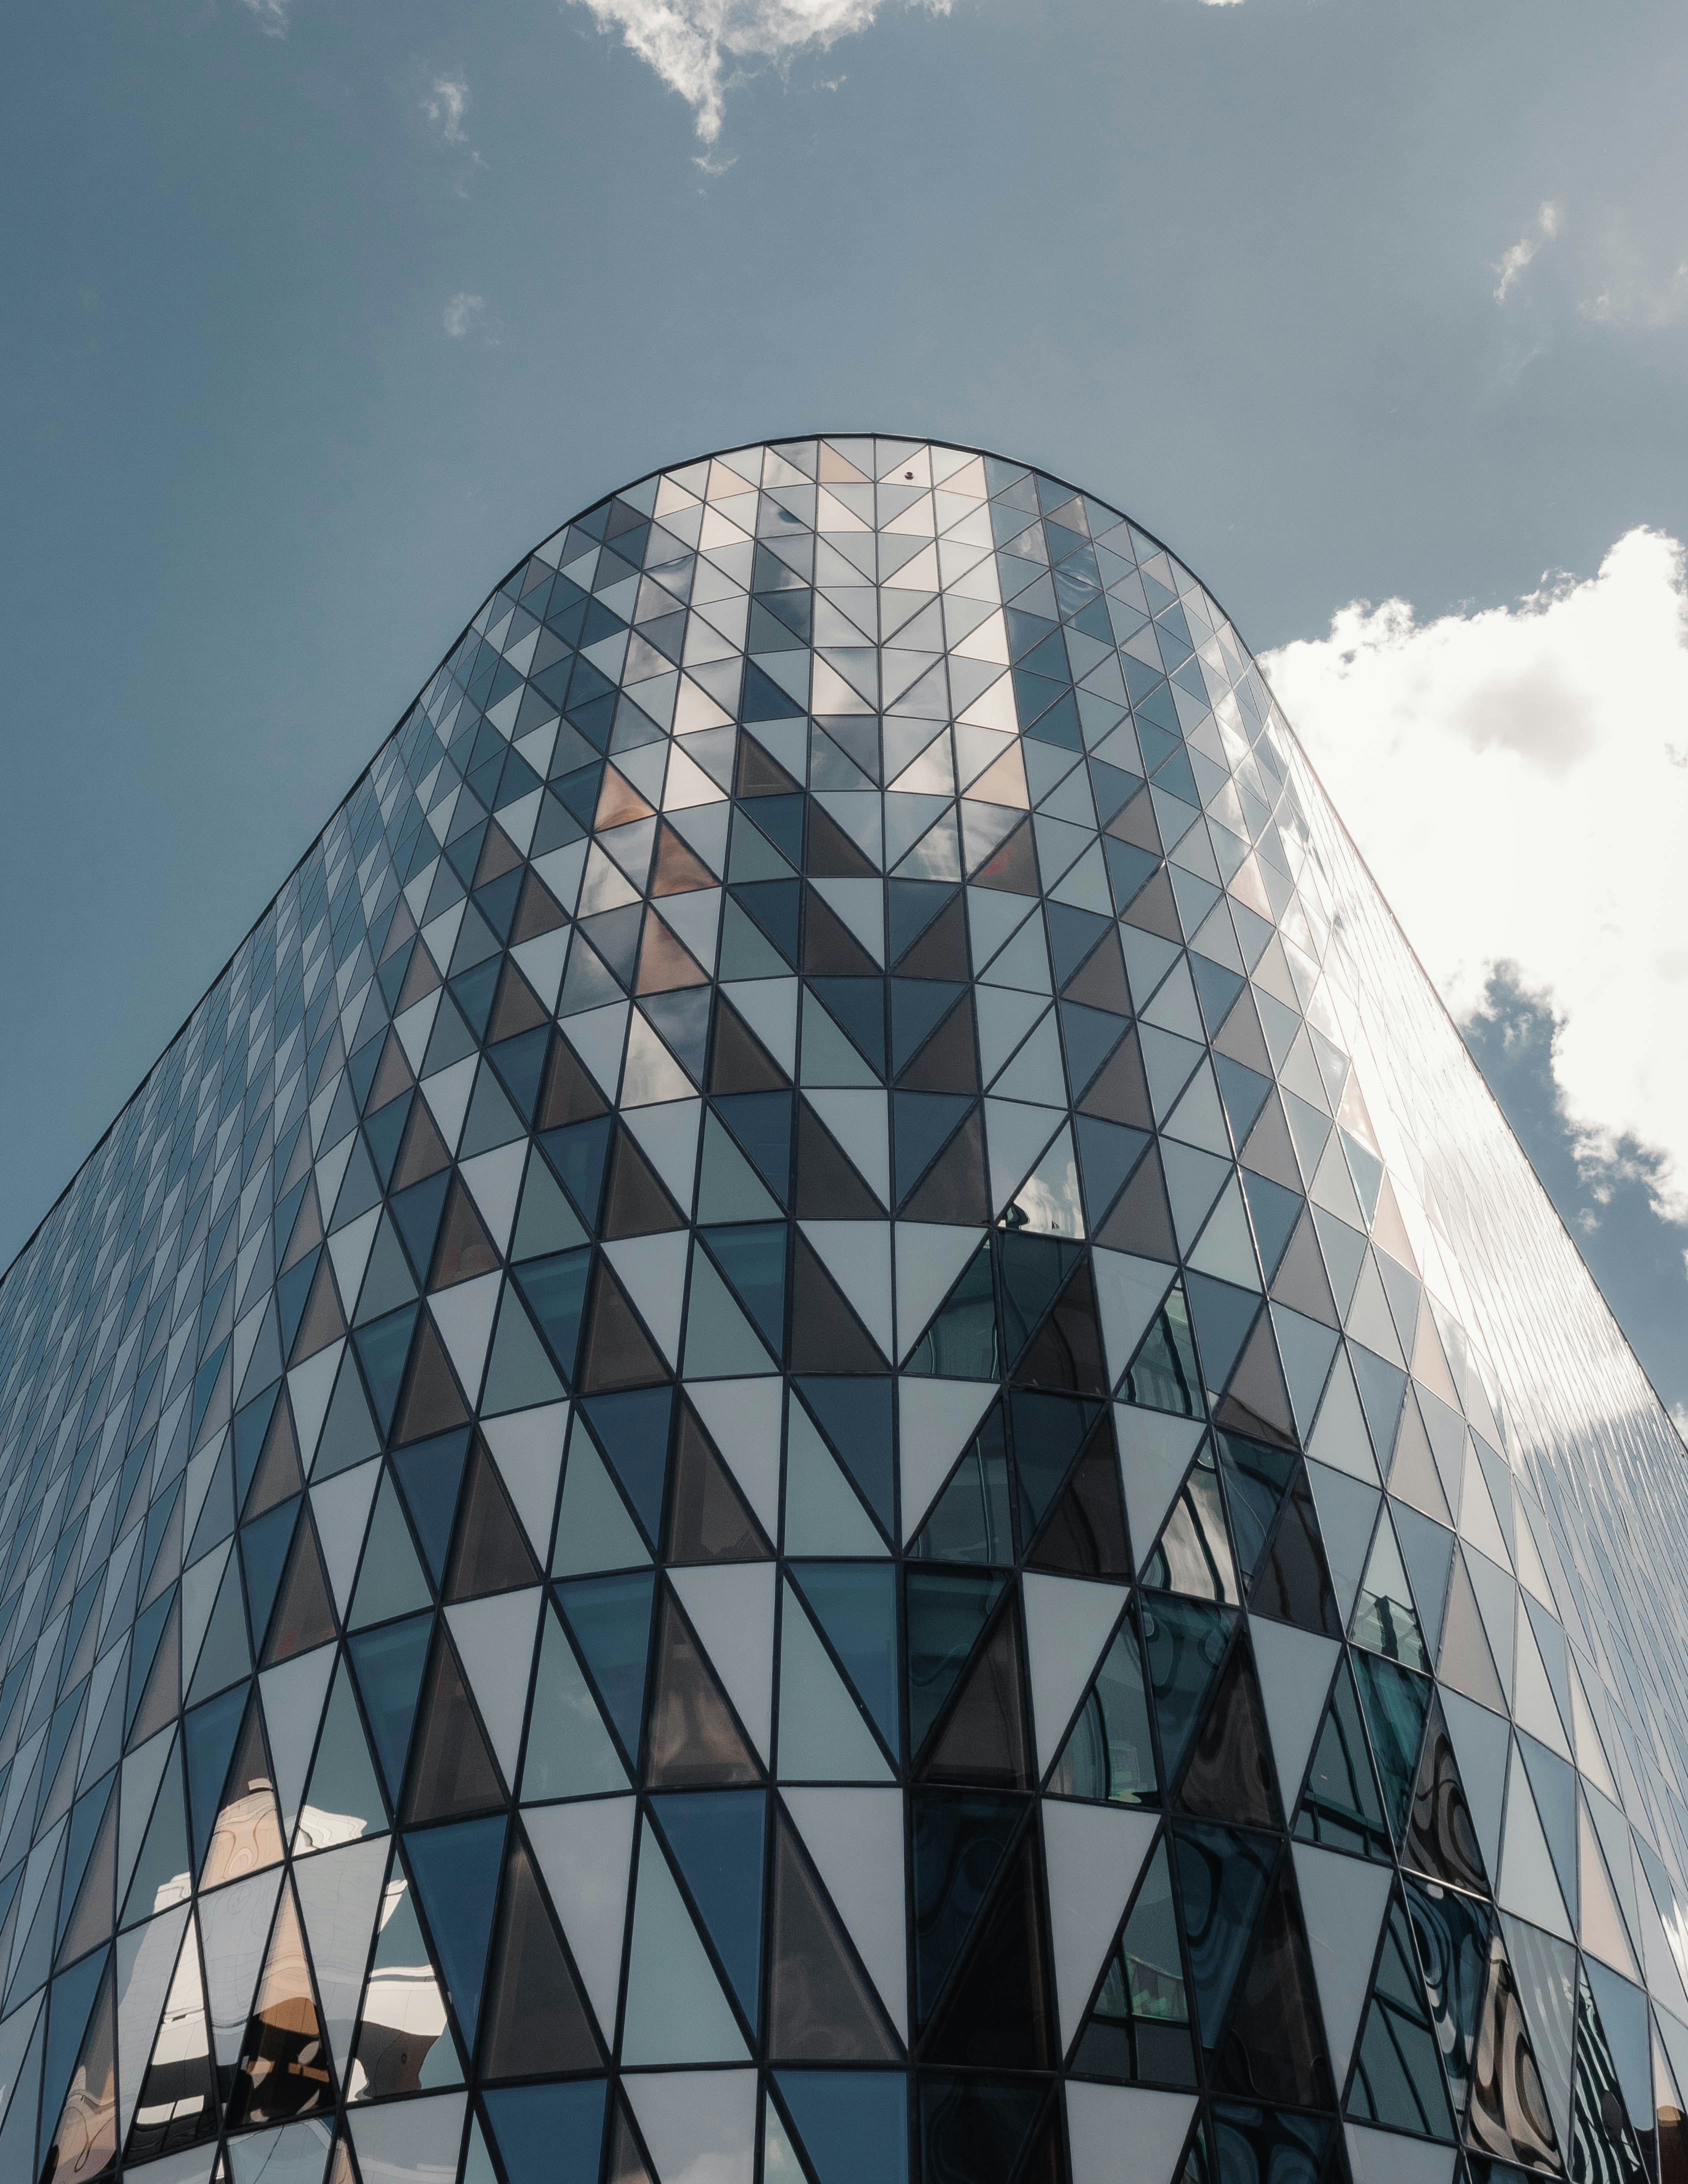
[0,439,1683,2184]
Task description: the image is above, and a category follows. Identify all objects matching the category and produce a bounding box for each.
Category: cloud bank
[564,0,950,142]
[1261,529,1688,1222]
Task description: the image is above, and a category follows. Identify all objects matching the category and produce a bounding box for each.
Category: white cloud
[422,73,472,145]
[564,0,951,143]
[1494,199,1560,301]
[238,0,290,33]
[1261,529,1688,1221]
[416,69,486,191]
[1582,224,1688,328]
[442,292,484,337]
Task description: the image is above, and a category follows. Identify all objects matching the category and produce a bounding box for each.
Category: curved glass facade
[2,437,1688,2184]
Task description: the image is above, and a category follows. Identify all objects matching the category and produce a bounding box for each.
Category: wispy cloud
[1489,191,1688,330]
[1581,221,1688,328]
[1263,528,1688,1223]
[422,73,472,145]
[442,293,485,338]
[1494,199,1560,301]
[564,0,951,145]
[238,0,291,35]
[417,69,486,191]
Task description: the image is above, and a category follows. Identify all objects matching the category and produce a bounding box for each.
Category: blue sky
[4,0,1688,1412]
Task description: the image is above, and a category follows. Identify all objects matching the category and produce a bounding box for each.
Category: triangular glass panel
[1072,1836,1196,2086]
[443,1436,540,1600]
[518,1603,630,1800]
[1344,1891,1455,2141]
[1466,1925,1563,2173]
[556,1571,656,1762]
[1048,1620,1158,1805]
[1350,1511,1429,1671]
[262,1516,337,1666]
[244,1396,304,1520]
[791,1563,898,1751]
[909,1403,1014,1567]
[1169,1821,1272,2050]
[789,1237,886,1372]
[650,1789,766,2023]
[1176,1633,1280,1828]
[664,1403,772,1562]
[1352,1652,1432,1845]
[390,1316,470,1445]
[1122,1282,1204,1416]
[296,1657,387,1852]
[645,1587,760,1787]
[767,1807,898,2061]
[578,1260,669,1390]
[201,1692,284,1889]
[922,1829,1055,2069]
[1142,1594,1235,1783]
[1294,1654,1392,1862]
[126,1918,218,2164]
[1141,1446,1240,1603]
[346,1850,462,2100]
[404,1814,506,2056]
[478,1833,604,2079]
[41,1955,118,2183]
[552,1415,652,1575]
[1206,1850,1334,2109]
[348,1470,434,1629]
[905,1570,1006,1756]
[391,1429,471,1586]
[1570,1965,1646,2184]
[1025,1416,1131,1577]
[402,1627,506,1821]
[224,1877,336,2130]
[1246,1465,1340,1636]
[1404,1875,1493,2132]
[1400,1694,1488,1894]
[918,1591,1033,1789]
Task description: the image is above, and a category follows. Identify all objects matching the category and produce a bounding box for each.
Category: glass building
[2,438,1687,2184]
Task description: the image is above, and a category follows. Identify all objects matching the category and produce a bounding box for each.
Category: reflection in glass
[346,1873,458,2102]
[1048,1625,1158,1804]
[1468,1931,1564,2175]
